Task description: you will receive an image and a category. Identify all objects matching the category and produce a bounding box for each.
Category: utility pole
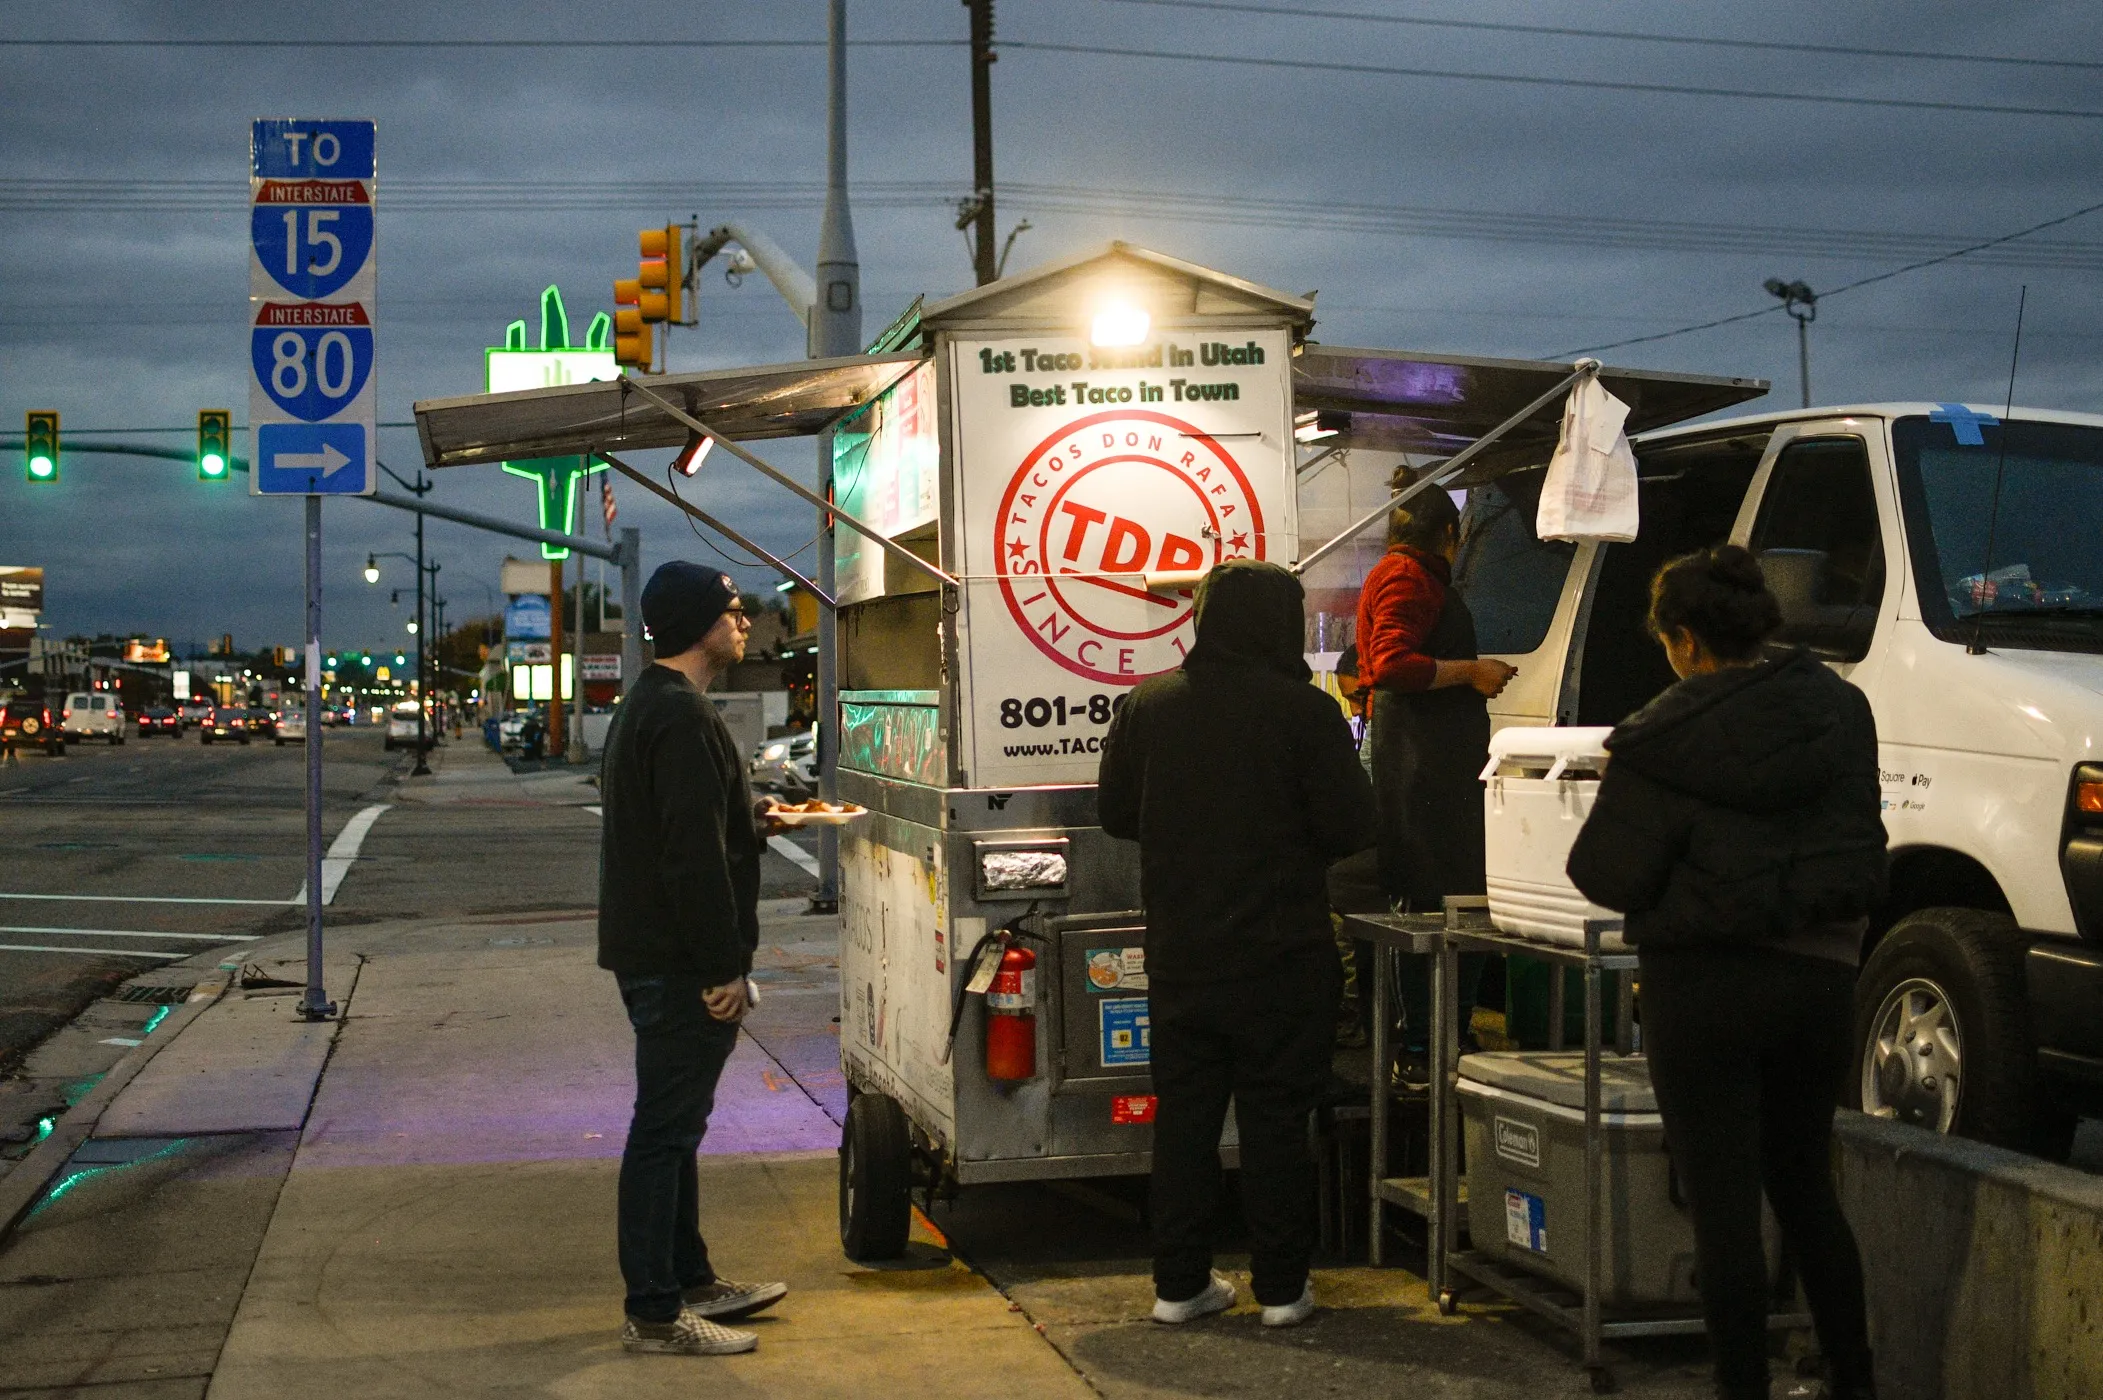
[548,553,565,762]
[809,0,862,914]
[1764,278,1818,409]
[412,487,431,776]
[964,0,997,286]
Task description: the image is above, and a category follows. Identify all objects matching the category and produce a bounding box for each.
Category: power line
[1554,196,2103,356]
[1100,0,2103,74]
[0,37,960,49]
[5,176,2101,272]
[1000,40,2103,120]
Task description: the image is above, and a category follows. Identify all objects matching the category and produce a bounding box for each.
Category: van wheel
[1853,908,2075,1159]
[839,1092,914,1261]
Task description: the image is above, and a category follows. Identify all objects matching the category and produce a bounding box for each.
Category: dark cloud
[2,0,2098,650]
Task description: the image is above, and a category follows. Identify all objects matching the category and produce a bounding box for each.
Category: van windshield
[1892,415,2103,654]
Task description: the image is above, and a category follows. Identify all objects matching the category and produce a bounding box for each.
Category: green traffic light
[201,452,226,477]
[28,455,54,479]
[197,409,232,483]
[394,653,406,666]
[24,409,59,484]
[361,654,373,665]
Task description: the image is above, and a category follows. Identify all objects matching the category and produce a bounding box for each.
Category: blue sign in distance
[251,119,375,180]
[504,595,552,641]
[255,422,369,496]
[250,197,375,301]
[251,314,375,421]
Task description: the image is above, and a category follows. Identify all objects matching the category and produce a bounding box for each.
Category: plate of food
[768,798,869,827]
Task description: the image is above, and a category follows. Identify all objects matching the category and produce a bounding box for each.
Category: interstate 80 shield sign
[950,328,1295,789]
[249,118,377,496]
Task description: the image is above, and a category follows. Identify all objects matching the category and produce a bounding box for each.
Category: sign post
[250,117,377,1022]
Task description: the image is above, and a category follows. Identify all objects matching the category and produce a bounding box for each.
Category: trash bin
[1459,1051,1714,1308]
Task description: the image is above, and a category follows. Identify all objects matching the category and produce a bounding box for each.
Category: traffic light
[24,410,58,484]
[613,225,687,371]
[197,409,232,481]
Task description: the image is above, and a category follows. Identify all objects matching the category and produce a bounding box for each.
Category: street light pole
[412,503,430,776]
[1764,278,1819,409]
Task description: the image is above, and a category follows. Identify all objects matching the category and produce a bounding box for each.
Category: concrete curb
[0,957,242,1242]
[1835,1110,2103,1400]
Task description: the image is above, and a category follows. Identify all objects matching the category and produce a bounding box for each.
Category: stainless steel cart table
[1424,896,1809,1394]
[1338,909,1445,1267]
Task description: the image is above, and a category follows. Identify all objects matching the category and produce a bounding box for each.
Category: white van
[1458,403,2102,1158]
[62,691,125,744]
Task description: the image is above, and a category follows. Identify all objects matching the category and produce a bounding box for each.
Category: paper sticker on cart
[1505,1189,1548,1253]
[1085,946,1149,992]
[1099,997,1151,1067]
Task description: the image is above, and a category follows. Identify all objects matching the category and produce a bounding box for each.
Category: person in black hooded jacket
[1098,559,1376,1330]
[1567,545,1883,1400]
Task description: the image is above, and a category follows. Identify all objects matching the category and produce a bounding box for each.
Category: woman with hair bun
[1569,544,1886,1400]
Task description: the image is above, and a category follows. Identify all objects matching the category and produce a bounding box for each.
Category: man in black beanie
[599,560,788,1355]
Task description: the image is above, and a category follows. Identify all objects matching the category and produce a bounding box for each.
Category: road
[0,726,819,1072]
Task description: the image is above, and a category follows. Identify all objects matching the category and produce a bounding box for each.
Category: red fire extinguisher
[984,943,1038,1081]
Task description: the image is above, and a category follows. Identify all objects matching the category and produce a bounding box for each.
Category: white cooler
[1481,726,1623,949]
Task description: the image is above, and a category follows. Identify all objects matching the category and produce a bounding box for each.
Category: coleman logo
[1494,1115,1541,1168]
[994,408,1265,684]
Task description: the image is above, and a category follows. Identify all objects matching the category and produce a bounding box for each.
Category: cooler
[1481,726,1622,949]
[1456,1051,1699,1308]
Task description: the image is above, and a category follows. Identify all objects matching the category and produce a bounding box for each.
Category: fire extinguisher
[983,944,1038,1081]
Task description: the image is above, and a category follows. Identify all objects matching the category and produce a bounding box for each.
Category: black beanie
[642,561,737,659]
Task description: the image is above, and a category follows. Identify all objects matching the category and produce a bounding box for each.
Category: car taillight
[2077,767,2103,820]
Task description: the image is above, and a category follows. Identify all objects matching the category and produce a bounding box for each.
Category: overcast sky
[3,0,2098,654]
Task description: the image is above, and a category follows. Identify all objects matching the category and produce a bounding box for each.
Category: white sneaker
[1152,1270,1235,1324]
[621,1307,758,1355]
[1260,1282,1316,1328]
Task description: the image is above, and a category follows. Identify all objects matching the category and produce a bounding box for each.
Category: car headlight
[761,743,788,760]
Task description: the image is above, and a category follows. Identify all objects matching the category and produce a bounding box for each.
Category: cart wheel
[1436,1290,1457,1316]
[1586,1365,1617,1395]
[840,1092,913,1261]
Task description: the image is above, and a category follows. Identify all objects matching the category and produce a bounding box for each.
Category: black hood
[1183,560,1311,681]
[1605,648,1855,816]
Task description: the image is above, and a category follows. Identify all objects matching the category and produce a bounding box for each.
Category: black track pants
[1148,950,1341,1307]
[1639,948,1873,1400]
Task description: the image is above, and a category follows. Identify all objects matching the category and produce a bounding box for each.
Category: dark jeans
[1640,949,1873,1400]
[615,972,741,1323]
[1149,950,1341,1307]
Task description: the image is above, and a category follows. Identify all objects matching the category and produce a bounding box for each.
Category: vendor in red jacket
[1354,483,1515,1080]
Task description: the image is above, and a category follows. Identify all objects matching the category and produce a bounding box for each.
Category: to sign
[249,118,376,496]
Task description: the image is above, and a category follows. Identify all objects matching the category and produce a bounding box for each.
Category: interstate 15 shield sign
[951,327,1296,788]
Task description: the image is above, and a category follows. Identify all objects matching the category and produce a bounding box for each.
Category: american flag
[601,471,616,529]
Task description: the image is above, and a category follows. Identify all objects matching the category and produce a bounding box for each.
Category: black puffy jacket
[1098,561,1376,984]
[1566,649,1886,949]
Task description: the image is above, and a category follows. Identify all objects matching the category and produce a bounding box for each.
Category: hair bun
[1709,544,1768,592]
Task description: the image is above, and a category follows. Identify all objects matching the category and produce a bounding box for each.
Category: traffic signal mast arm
[691,223,816,331]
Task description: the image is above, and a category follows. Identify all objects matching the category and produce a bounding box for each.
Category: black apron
[1367,585,1490,908]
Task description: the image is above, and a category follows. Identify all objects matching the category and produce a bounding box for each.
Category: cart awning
[1293,347,1767,484]
[413,351,925,469]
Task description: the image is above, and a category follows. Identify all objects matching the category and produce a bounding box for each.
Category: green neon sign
[487,286,616,560]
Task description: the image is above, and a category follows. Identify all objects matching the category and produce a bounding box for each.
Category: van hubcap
[1862,978,1961,1132]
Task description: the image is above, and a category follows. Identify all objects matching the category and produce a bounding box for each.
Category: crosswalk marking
[0,925,262,943]
[0,943,189,959]
[0,892,298,906]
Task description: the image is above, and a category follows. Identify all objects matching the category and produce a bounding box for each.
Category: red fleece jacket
[1356,545,1448,693]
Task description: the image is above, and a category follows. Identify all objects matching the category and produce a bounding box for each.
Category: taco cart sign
[952,326,1296,788]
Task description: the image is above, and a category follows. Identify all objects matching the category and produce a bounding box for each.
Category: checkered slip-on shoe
[620,1308,758,1355]
[682,1278,789,1320]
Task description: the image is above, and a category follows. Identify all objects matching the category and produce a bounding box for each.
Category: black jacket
[596,665,762,985]
[1566,649,1886,950]
[1097,562,1377,984]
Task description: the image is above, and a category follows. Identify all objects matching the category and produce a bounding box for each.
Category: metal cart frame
[1357,897,1810,1393]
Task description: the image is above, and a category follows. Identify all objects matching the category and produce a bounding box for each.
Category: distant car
[246,708,277,741]
[135,706,181,737]
[180,698,214,727]
[498,711,528,750]
[275,707,307,745]
[0,693,65,756]
[200,706,250,745]
[62,691,125,744]
[384,701,425,752]
[750,729,818,794]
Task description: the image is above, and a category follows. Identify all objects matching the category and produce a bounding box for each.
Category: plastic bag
[1536,377,1640,543]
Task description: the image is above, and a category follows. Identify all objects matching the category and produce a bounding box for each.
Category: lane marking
[583,804,602,816]
[0,925,263,943]
[768,835,821,878]
[0,943,187,959]
[0,892,298,906]
[293,802,393,906]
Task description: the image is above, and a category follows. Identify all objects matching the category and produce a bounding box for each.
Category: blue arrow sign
[256,422,369,495]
